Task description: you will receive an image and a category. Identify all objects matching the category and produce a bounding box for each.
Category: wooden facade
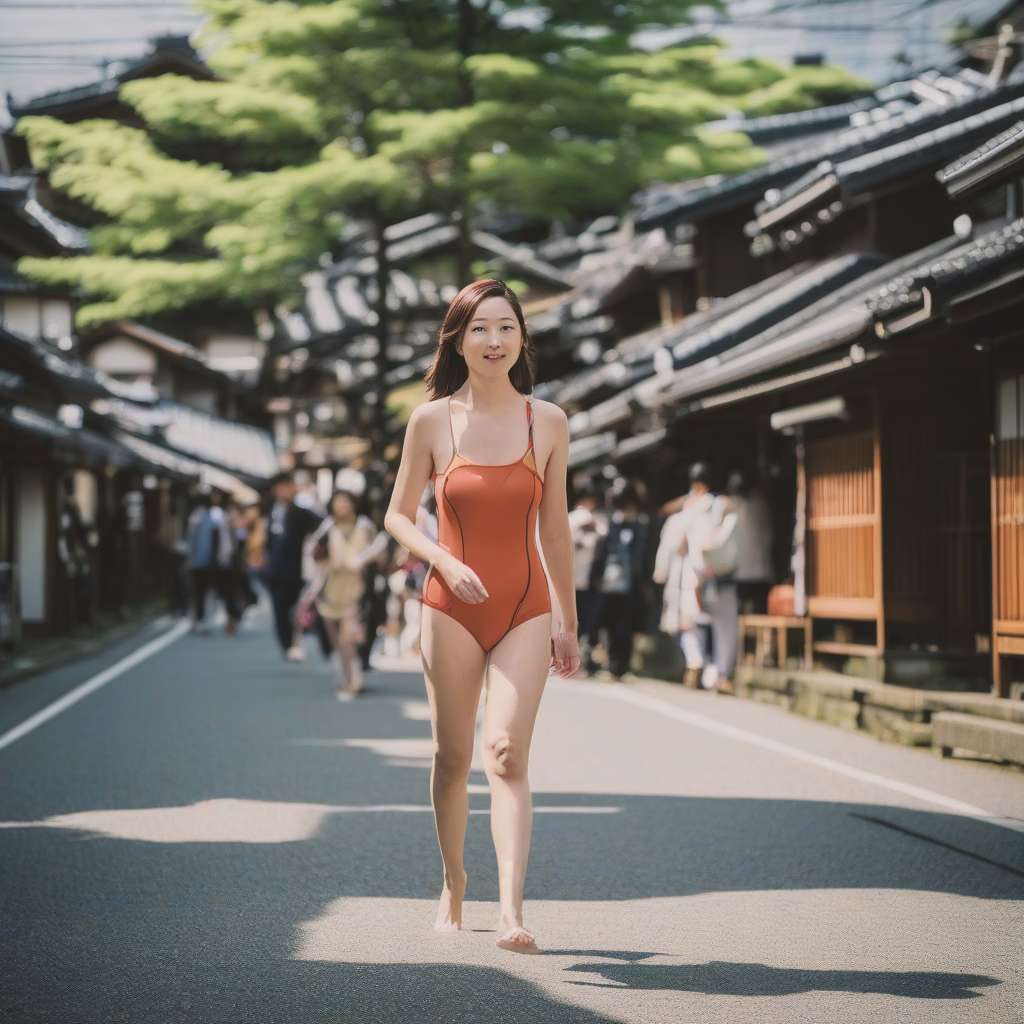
[991,371,1024,695]
[804,424,885,655]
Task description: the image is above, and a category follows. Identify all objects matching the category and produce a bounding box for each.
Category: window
[1,296,42,339]
[997,374,1024,440]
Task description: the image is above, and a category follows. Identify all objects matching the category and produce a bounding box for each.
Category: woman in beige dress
[315,491,378,700]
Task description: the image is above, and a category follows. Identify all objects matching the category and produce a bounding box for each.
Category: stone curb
[730,665,1024,767]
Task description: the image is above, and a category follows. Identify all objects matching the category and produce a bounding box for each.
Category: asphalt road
[0,608,1022,1023]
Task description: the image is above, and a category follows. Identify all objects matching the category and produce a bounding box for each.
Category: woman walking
[385,279,579,949]
[315,490,378,699]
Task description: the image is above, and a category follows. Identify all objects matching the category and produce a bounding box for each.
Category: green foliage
[17,0,871,325]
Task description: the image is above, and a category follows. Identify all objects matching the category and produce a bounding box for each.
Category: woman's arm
[383,404,488,604]
[536,407,577,634]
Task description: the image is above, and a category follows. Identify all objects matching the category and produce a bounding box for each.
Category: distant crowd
[570,462,776,688]
[183,467,407,699]
[184,458,779,693]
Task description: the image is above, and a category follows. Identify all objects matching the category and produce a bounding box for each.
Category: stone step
[932,711,1024,767]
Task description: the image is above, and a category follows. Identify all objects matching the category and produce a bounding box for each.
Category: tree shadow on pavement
[561,961,999,998]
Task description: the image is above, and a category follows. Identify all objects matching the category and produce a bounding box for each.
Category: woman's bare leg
[338,612,363,694]
[321,616,346,693]
[483,612,552,946]
[420,605,487,931]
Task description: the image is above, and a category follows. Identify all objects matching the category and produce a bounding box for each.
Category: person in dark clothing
[264,475,323,660]
[591,486,649,679]
[187,491,241,634]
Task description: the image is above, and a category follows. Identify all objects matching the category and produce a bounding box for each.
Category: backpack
[702,511,739,577]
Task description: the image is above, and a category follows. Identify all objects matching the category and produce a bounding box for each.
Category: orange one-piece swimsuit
[422,396,551,652]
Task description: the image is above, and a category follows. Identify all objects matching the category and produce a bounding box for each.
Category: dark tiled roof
[565,252,884,435]
[0,403,140,468]
[756,94,1024,232]
[703,97,877,144]
[650,238,959,411]
[939,118,1024,198]
[9,79,120,118]
[635,78,1023,229]
[0,324,109,400]
[0,175,88,256]
[867,218,1024,327]
[9,37,211,118]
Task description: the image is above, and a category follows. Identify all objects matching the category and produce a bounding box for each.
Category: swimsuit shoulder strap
[448,396,459,456]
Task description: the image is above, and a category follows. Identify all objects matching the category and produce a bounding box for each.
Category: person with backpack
[661,463,722,688]
[699,481,741,691]
[591,486,648,679]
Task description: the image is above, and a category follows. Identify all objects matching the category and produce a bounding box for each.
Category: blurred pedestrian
[240,504,266,602]
[591,485,648,679]
[264,474,322,661]
[667,463,717,688]
[315,490,380,700]
[700,484,740,692]
[568,485,607,664]
[187,491,240,635]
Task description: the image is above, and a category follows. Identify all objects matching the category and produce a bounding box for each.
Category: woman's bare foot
[496,911,535,949]
[435,870,466,932]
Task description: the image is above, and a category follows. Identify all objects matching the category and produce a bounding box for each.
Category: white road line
[0,619,191,754]
[557,681,1024,834]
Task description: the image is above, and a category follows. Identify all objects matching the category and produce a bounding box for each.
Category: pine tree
[17,0,868,327]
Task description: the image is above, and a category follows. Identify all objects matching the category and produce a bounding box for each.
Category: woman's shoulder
[408,398,448,426]
[406,398,451,442]
[528,396,568,428]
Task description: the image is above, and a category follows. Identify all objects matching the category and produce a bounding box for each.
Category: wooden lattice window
[805,429,884,649]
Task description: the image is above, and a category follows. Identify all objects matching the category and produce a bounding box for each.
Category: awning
[115,431,260,505]
[147,403,279,483]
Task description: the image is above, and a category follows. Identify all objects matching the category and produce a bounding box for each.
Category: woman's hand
[550,629,580,678]
[436,553,488,604]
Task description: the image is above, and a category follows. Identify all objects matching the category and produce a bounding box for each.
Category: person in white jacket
[654,463,719,687]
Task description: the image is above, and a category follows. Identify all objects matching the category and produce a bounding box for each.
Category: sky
[0,0,1013,126]
[0,0,202,123]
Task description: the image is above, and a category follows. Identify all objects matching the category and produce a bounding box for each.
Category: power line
[0,1,190,6]
[0,37,192,48]
[0,55,111,63]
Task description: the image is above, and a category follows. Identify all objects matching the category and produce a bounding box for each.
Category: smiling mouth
[484,353,505,361]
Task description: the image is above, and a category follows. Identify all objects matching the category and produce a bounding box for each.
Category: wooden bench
[739,614,813,669]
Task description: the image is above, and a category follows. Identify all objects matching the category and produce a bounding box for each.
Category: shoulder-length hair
[424,278,535,399]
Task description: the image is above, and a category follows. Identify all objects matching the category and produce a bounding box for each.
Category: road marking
[0,618,191,754]
[558,682,1024,834]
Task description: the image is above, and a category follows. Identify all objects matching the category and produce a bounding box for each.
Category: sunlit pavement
[0,611,1022,1023]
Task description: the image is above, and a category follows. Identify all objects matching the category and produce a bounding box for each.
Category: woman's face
[458,295,522,379]
[331,493,355,520]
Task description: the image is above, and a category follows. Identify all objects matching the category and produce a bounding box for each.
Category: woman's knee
[483,734,527,781]
[433,742,473,783]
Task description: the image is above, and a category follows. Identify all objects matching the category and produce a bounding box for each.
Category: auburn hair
[424,279,535,399]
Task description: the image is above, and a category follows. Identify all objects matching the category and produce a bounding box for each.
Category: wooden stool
[739,614,813,668]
